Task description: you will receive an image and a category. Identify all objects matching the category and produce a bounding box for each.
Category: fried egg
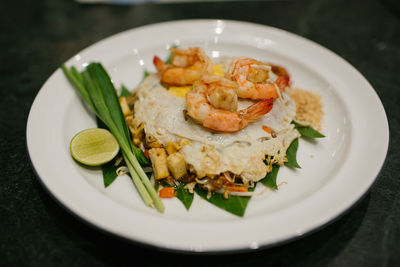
[133,63,300,183]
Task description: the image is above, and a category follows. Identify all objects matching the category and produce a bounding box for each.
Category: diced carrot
[226,186,248,192]
[144,149,150,159]
[262,125,272,134]
[159,187,176,198]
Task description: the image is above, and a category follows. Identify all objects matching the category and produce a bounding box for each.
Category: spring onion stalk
[61,63,164,212]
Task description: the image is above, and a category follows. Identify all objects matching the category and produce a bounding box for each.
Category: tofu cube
[167,152,187,180]
[148,148,169,180]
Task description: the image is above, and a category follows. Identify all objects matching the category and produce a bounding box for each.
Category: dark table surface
[1,0,399,266]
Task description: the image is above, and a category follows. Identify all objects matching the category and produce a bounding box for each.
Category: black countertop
[1,0,399,266]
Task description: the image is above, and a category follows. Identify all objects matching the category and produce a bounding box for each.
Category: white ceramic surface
[26,20,389,253]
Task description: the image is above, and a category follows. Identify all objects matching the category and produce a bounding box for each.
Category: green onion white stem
[61,63,164,213]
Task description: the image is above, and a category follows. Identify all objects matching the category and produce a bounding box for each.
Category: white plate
[27,20,389,253]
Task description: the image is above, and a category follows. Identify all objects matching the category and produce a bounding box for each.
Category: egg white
[133,73,300,183]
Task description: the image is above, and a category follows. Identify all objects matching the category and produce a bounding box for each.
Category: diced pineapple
[167,152,187,180]
[166,142,179,155]
[146,135,163,148]
[131,123,144,146]
[168,86,192,98]
[125,115,135,128]
[119,96,131,117]
[148,148,169,180]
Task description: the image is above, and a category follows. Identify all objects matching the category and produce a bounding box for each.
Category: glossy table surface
[1,0,399,265]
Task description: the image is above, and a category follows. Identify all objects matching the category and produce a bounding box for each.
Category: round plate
[26,20,389,253]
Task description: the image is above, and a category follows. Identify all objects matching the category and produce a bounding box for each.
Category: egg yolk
[168,86,192,98]
[168,64,226,98]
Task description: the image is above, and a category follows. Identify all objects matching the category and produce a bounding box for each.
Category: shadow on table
[36,177,369,267]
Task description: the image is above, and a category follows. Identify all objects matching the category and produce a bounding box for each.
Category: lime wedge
[70,128,120,166]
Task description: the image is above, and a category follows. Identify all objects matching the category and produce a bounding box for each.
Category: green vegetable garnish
[292,121,325,138]
[261,165,280,189]
[285,138,301,168]
[62,63,164,212]
[119,84,131,97]
[102,161,119,187]
[194,186,254,217]
[176,184,194,210]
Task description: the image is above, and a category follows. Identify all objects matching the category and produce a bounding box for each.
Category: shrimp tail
[276,74,290,88]
[270,64,288,77]
[239,98,274,124]
[153,55,167,73]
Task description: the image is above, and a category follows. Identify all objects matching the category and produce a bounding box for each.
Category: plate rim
[26,19,389,253]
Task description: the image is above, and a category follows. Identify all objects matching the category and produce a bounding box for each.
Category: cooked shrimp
[226,57,290,100]
[153,47,213,86]
[186,75,274,132]
[202,75,238,112]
